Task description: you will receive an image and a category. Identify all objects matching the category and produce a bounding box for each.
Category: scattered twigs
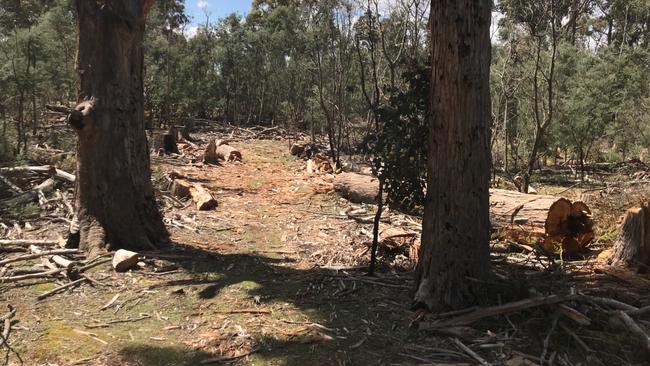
[614,311,650,353]
[558,321,592,352]
[420,294,578,330]
[452,338,491,366]
[540,314,560,364]
[100,294,120,311]
[36,278,87,300]
[72,329,108,345]
[200,347,260,364]
[84,314,152,329]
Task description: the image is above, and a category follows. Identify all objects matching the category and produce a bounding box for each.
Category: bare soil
[1,138,649,366]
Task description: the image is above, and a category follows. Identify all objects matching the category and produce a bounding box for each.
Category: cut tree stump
[189,184,218,210]
[333,173,595,254]
[609,204,650,270]
[216,144,242,162]
[203,139,219,164]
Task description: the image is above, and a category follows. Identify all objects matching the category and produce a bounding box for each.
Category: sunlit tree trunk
[73,0,168,255]
[414,0,492,311]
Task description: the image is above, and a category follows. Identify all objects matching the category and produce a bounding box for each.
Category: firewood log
[216,144,242,162]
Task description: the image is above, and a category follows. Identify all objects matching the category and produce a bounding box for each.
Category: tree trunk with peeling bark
[414,0,492,311]
[73,0,168,255]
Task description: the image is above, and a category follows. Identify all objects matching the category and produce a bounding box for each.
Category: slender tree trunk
[73,0,168,255]
[415,0,492,311]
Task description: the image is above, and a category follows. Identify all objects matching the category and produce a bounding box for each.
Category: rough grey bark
[73,0,168,255]
[414,0,492,311]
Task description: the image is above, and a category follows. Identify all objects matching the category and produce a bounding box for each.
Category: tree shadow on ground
[113,240,413,365]
[111,241,650,366]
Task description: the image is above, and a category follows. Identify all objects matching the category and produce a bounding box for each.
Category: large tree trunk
[414,0,492,311]
[73,0,168,255]
[609,204,650,271]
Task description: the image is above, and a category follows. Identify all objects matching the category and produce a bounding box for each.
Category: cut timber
[216,144,242,162]
[333,172,382,204]
[609,204,650,270]
[491,190,594,254]
[203,139,219,164]
[189,184,218,210]
[171,179,191,199]
[112,249,140,272]
[333,173,595,254]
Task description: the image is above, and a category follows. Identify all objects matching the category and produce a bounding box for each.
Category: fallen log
[216,144,242,162]
[333,173,383,204]
[609,203,650,270]
[189,184,218,210]
[0,178,56,207]
[0,165,75,183]
[334,173,595,254]
[490,190,595,254]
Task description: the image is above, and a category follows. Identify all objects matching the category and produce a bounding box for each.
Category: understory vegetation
[1,0,649,199]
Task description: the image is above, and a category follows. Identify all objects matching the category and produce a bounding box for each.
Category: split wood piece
[36,278,87,300]
[333,172,383,204]
[189,184,218,210]
[29,245,78,271]
[420,294,578,330]
[609,203,650,270]
[216,144,242,162]
[0,239,59,247]
[0,165,75,183]
[0,249,79,266]
[203,139,219,164]
[112,249,140,272]
[171,179,191,199]
[0,178,56,207]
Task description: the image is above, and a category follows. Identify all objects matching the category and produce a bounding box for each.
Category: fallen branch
[200,347,260,364]
[420,294,578,330]
[452,338,491,366]
[0,268,67,283]
[0,178,56,207]
[0,249,79,266]
[615,311,650,353]
[36,278,87,300]
[0,240,59,248]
